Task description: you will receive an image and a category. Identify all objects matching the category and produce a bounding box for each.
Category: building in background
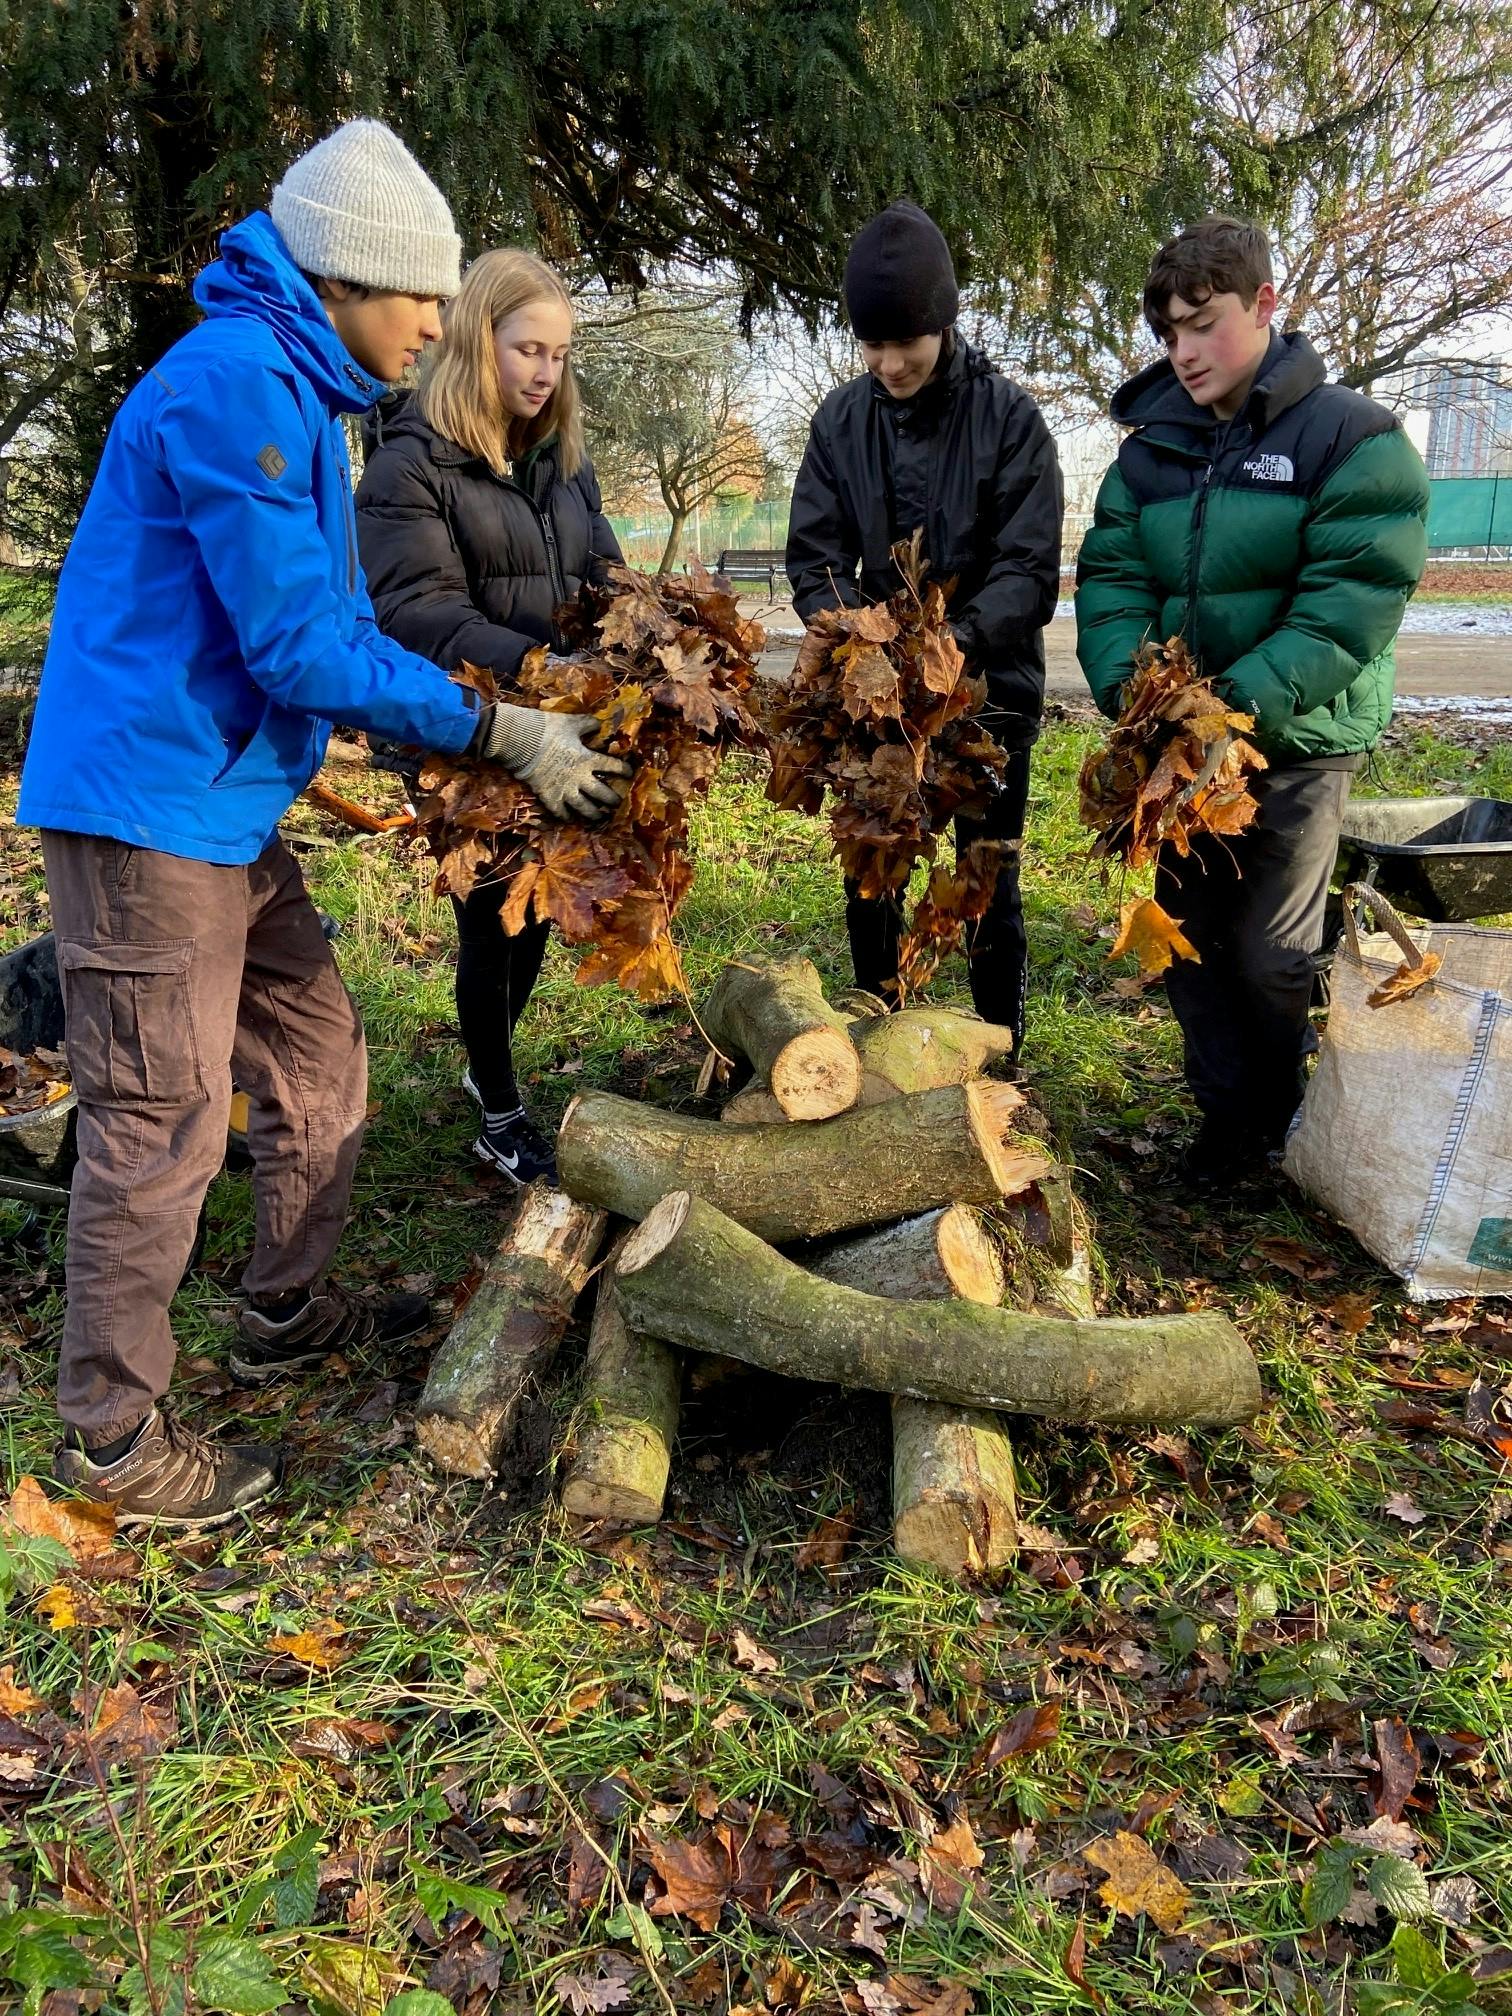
[1413,360,1512,477]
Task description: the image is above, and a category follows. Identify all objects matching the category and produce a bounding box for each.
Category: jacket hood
[194,211,387,416]
[1111,329,1327,435]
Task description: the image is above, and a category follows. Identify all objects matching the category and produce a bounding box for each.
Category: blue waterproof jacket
[19,212,478,864]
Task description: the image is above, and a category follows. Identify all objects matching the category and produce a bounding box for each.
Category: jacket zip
[1184,418,1233,666]
[500,468,568,609]
[337,455,358,593]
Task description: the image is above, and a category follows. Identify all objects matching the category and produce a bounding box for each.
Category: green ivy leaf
[1369,1854,1434,1922]
[191,1934,287,2015]
[1303,1844,1356,1928]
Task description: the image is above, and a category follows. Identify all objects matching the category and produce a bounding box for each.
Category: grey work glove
[468,701,630,822]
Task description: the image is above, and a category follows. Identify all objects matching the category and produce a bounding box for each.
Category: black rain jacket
[785,338,1063,744]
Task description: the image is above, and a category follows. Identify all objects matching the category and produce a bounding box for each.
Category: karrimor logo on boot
[1242,452,1295,483]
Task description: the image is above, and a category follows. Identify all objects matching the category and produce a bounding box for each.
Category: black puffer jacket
[355,391,621,684]
[785,338,1063,741]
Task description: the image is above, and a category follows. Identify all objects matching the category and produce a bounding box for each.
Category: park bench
[717,548,788,594]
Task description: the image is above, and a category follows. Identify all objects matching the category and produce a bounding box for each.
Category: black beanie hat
[843,201,959,342]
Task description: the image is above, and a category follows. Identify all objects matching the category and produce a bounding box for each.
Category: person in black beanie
[785,201,1063,1054]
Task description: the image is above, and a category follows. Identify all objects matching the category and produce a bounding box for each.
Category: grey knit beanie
[271,120,462,299]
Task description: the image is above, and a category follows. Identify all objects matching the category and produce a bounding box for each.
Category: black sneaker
[473,1106,557,1185]
[228,1280,434,1385]
[53,1408,283,1531]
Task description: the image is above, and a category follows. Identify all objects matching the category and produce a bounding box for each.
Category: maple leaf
[1084,1831,1191,1933]
[0,1667,43,1716]
[919,1816,985,1914]
[71,1681,176,1767]
[269,1620,348,1670]
[529,828,631,941]
[1110,898,1201,976]
[3,1475,117,1566]
[574,931,685,1003]
[840,643,904,721]
[1368,950,1442,1008]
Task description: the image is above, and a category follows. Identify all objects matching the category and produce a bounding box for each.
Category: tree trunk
[701,956,861,1120]
[658,507,690,575]
[616,1191,1262,1428]
[805,1204,1005,1304]
[416,1186,608,1477]
[560,1238,682,1526]
[558,1082,1047,1244]
[720,1005,1015,1122]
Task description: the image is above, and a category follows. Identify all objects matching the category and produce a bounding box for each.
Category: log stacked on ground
[721,1004,1015,1123]
[701,955,861,1120]
[557,1081,1048,1244]
[417,1185,607,1478]
[616,1191,1262,1428]
[560,1233,682,1526]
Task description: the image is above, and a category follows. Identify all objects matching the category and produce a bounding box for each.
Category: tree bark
[891,1400,1019,1577]
[560,1237,682,1526]
[616,1191,1262,1428]
[720,1005,1015,1122]
[416,1186,608,1478]
[702,956,861,1120]
[558,1081,1048,1244]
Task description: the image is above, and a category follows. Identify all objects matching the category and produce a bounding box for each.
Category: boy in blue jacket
[20,121,626,1526]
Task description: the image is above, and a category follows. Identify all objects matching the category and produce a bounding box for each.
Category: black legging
[844,745,1032,1049]
[451,880,551,1112]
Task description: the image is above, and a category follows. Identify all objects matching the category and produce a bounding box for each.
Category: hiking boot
[1173,1118,1280,1197]
[53,1408,283,1531]
[228,1279,434,1385]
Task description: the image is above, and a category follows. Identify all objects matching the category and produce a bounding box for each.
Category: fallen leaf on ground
[919,1816,984,1913]
[0,1666,43,1715]
[1062,1916,1105,2009]
[1256,1235,1336,1283]
[1085,1831,1191,1933]
[1110,899,1200,976]
[4,1475,117,1564]
[72,1682,176,1766]
[293,1717,396,1765]
[795,1504,855,1574]
[972,1701,1061,1770]
[268,1620,348,1669]
[643,1832,730,1931]
[731,1628,779,1675]
[1371,1717,1420,1821]
[1384,1492,1427,1526]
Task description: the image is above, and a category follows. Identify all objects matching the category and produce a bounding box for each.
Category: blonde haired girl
[357,247,623,1183]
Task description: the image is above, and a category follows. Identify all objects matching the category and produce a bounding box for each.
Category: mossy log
[616,1191,1262,1428]
[416,1185,607,1478]
[701,955,861,1120]
[721,1005,1015,1123]
[560,1236,681,1526]
[891,1400,1019,1577]
[558,1082,1047,1244]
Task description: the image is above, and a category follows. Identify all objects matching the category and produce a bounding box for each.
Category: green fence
[606,499,791,574]
[1427,475,1512,554]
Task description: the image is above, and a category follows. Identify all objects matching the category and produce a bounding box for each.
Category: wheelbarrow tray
[1336,796,1512,923]
[0,932,77,1195]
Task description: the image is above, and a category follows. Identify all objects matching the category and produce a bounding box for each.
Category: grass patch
[0,722,1509,2015]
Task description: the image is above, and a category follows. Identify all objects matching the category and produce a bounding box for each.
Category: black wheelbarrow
[1335,796,1512,923]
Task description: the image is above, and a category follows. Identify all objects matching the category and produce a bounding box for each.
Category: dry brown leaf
[4,1475,117,1564]
[268,1619,348,1670]
[1368,951,1442,1009]
[644,1832,730,1930]
[731,1628,779,1676]
[1084,1831,1191,1932]
[972,1701,1061,1770]
[0,1666,43,1715]
[795,1504,855,1574]
[919,1816,984,1914]
[1110,898,1201,976]
[73,1681,177,1766]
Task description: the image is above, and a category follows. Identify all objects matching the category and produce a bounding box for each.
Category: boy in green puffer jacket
[1076,215,1429,1191]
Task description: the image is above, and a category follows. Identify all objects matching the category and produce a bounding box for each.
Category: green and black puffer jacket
[1075,331,1429,764]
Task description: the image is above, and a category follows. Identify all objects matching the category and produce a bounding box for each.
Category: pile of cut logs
[415,956,1261,1578]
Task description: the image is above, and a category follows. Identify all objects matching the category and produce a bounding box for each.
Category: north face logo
[1242,452,1295,483]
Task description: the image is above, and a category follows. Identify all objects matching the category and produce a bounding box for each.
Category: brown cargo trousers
[41,832,368,1442]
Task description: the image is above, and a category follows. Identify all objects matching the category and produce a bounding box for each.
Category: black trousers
[450,882,551,1113]
[1156,762,1351,1143]
[844,746,1032,1048]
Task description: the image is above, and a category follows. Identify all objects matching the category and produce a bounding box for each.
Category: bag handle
[1340,881,1429,968]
